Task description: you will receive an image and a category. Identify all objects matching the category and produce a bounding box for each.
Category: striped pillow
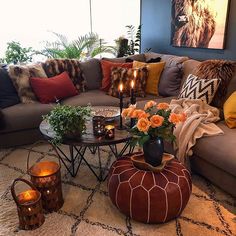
[178,74,220,104]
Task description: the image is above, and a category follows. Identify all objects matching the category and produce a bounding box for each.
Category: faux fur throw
[42,59,86,92]
[169,98,223,165]
[195,60,236,108]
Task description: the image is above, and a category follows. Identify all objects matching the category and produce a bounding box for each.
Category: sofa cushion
[8,64,47,103]
[61,90,120,107]
[79,58,102,90]
[30,72,78,104]
[144,52,189,67]
[42,59,86,92]
[178,74,220,104]
[0,68,20,108]
[0,102,55,133]
[100,60,133,91]
[108,67,148,98]
[193,121,236,177]
[158,64,183,97]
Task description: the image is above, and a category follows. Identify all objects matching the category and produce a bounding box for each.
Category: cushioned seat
[0,102,55,133]
[61,90,120,107]
[193,121,236,177]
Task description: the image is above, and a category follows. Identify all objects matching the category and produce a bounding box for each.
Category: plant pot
[64,130,82,140]
[143,137,164,167]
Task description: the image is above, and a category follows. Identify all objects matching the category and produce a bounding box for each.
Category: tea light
[105,125,115,139]
[93,116,105,136]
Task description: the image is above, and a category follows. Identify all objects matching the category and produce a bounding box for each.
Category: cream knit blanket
[169,98,224,164]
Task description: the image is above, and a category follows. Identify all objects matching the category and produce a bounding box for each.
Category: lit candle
[119,83,123,129]
[18,190,38,205]
[130,79,136,105]
[105,125,115,139]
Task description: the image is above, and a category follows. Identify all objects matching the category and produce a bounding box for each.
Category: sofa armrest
[0,109,5,130]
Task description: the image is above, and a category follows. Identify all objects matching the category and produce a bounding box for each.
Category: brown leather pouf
[107,157,192,223]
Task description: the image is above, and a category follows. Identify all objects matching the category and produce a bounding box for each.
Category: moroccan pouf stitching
[107,156,192,224]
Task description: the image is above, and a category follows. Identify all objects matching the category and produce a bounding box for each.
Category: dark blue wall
[141,0,236,60]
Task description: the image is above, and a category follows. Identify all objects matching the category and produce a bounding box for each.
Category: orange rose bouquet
[122,101,186,147]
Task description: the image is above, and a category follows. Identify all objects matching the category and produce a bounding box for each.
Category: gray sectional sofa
[0,52,235,197]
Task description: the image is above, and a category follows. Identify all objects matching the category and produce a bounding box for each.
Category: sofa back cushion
[79,58,102,90]
[0,68,20,108]
[8,64,47,103]
[30,71,78,104]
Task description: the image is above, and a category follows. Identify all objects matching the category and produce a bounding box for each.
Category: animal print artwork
[171,0,229,49]
[108,67,148,98]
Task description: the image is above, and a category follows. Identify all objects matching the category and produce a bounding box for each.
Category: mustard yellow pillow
[224,91,236,128]
[133,61,165,95]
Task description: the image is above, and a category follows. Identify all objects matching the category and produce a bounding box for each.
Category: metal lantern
[92,116,105,136]
[27,142,64,212]
[11,178,45,230]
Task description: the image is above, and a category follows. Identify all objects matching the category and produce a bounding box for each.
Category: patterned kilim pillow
[178,74,220,104]
[108,66,148,98]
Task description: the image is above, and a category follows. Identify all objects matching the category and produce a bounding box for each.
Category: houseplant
[43,105,91,145]
[122,101,186,166]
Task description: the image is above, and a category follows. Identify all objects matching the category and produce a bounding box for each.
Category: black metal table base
[53,141,134,181]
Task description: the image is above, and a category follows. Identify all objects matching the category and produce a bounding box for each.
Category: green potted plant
[43,105,91,145]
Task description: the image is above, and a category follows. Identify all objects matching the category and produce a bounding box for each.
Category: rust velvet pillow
[100,60,133,91]
[30,72,78,104]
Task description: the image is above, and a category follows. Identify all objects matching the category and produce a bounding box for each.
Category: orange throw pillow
[100,60,133,91]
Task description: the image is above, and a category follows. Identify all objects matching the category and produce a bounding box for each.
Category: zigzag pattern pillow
[178,74,220,104]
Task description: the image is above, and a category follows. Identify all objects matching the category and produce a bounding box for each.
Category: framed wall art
[171,0,230,49]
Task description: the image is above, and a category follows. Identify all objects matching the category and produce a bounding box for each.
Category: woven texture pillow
[107,67,148,98]
[8,64,47,103]
[42,59,85,92]
[178,74,220,104]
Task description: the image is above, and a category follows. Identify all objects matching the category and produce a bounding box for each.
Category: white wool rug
[0,143,235,236]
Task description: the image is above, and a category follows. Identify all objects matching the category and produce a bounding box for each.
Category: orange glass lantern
[27,144,64,212]
[11,178,45,230]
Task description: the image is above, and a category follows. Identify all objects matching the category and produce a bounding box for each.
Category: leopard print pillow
[8,64,47,103]
[108,66,148,98]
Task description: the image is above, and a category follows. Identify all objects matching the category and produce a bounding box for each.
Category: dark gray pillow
[79,59,102,90]
[158,65,183,97]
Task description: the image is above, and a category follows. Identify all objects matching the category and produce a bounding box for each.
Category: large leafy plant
[122,101,186,147]
[43,105,91,145]
[39,32,117,60]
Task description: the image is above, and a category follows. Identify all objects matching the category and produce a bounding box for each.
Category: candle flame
[105,125,114,130]
[119,83,123,92]
[131,80,135,88]
[133,70,137,78]
[28,207,31,212]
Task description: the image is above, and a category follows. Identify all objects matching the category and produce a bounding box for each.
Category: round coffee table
[107,155,192,223]
[39,118,133,181]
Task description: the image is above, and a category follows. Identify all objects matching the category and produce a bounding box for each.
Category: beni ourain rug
[0,142,235,236]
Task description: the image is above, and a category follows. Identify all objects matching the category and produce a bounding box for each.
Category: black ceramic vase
[143,137,164,167]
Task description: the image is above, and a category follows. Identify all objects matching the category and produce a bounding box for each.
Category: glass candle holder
[105,125,115,139]
[93,116,105,136]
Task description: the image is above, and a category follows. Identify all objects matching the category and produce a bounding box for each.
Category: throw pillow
[8,64,47,103]
[42,59,86,92]
[158,65,183,96]
[133,61,165,95]
[178,74,220,104]
[0,68,20,108]
[30,71,78,104]
[108,67,149,98]
[195,60,236,108]
[100,60,133,91]
[223,91,236,128]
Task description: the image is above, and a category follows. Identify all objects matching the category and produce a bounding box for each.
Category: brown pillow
[195,60,236,108]
[42,59,86,92]
[158,65,183,96]
[8,64,47,103]
[108,67,148,98]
